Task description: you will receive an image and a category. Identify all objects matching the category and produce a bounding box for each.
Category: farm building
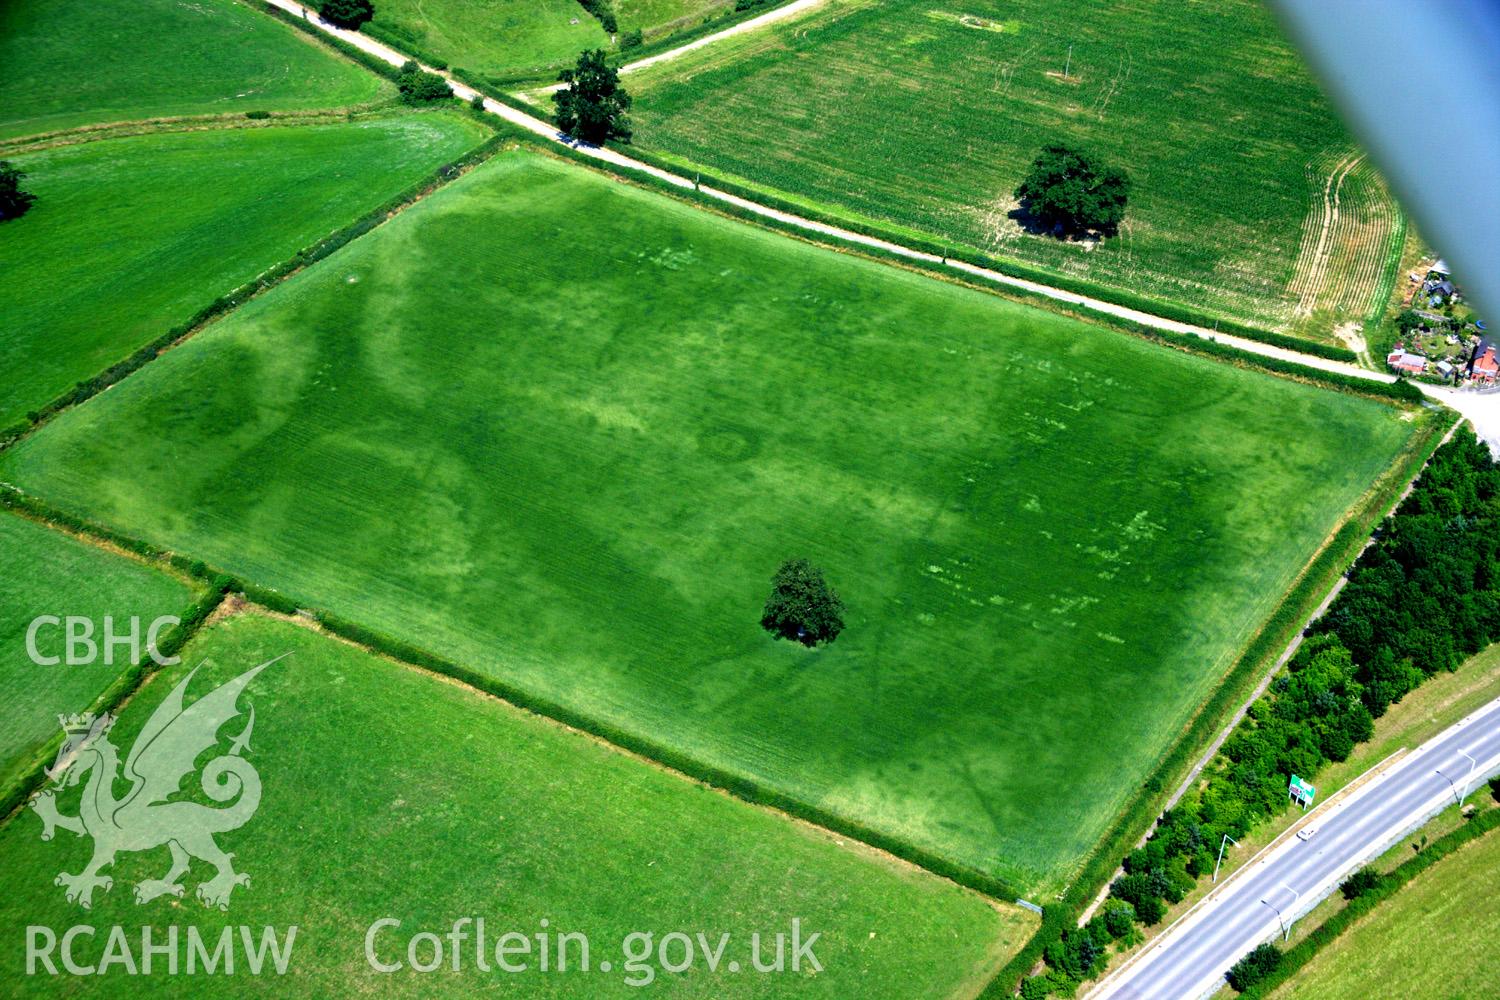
[1468,339,1499,383]
[1386,345,1427,375]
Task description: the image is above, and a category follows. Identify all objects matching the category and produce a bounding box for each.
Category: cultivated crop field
[0,512,196,797]
[1269,824,1500,1000]
[0,150,1420,892]
[625,0,1403,334]
[369,0,608,81]
[0,613,1026,996]
[0,114,489,428]
[0,0,387,140]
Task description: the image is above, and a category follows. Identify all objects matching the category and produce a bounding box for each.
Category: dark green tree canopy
[761,558,845,646]
[0,161,36,222]
[1225,943,1282,992]
[1014,144,1130,237]
[396,61,452,104]
[319,0,374,29]
[553,49,632,145]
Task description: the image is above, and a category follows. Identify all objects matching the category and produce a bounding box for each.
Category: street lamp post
[1436,749,1478,807]
[1261,885,1301,942]
[1213,833,1240,883]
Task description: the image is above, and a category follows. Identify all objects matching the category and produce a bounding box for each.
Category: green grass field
[0,613,1027,996]
[0,113,489,428]
[617,0,733,40]
[0,511,197,797]
[1269,824,1500,1000]
[0,0,386,140]
[626,0,1399,332]
[0,150,1418,891]
[369,0,608,81]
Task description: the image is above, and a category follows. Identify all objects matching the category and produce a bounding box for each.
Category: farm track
[1290,153,1404,324]
[263,0,1416,386]
[24,0,1500,936]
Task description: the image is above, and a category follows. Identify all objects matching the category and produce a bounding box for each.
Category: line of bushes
[0,482,1022,899]
[0,129,507,450]
[359,18,449,69]
[1236,801,1500,997]
[1019,429,1499,997]
[575,0,619,34]
[977,412,1450,996]
[303,608,1022,900]
[602,142,1359,363]
[464,119,1400,410]
[0,578,230,824]
[256,0,1363,372]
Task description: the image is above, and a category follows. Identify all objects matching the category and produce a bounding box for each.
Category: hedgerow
[0,578,229,823]
[1237,805,1500,998]
[1021,429,1500,997]
[250,0,403,81]
[0,129,507,450]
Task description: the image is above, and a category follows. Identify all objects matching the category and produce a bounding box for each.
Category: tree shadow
[1008,200,1118,242]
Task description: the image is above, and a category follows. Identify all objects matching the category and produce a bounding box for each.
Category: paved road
[1089,694,1500,1000]
[263,0,1500,454]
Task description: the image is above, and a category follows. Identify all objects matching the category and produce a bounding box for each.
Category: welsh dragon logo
[29,660,278,911]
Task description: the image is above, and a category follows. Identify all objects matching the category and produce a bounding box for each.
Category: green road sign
[1289,774,1317,805]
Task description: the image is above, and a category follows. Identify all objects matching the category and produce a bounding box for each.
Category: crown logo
[56,713,111,736]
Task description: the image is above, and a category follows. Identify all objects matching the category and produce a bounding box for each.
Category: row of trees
[1027,430,1500,997]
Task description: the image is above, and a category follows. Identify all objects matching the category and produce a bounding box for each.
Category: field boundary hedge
[251,0,403,81]
[0,560,230,827]
[360,19,450,70]
[470,119,1408,407]
[0,484,1023,900]
[1237,805,1500,999]
[0,124,509,451]
[598,142,1358,363]
[0,104,401,156]
[979,410,1454,996]
[433,0,801,89]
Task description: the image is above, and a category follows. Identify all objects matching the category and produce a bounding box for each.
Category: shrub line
[472,119,1411,407]
[0,484,1020,899]
[0,577,231,827]
[1237,805,1500,999]
[250,0,403,81]
[980,411,1453,997]
[0,127,509,452]
[0,104,398,155]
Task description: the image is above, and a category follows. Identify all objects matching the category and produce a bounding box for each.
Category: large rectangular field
[0,613,1026,996]
[0,114,490,427]
[0,511,198,796]
[0,0,386,140]
[0,150,1419,891]
[624,0,1399,332]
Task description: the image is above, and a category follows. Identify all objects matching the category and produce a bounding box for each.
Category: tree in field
[397,61,452,103]
[553,49,632,145]
[761,559,844,646]
[0,161,36,221]
[1014,144,1130,237]
[319,0,373,29]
